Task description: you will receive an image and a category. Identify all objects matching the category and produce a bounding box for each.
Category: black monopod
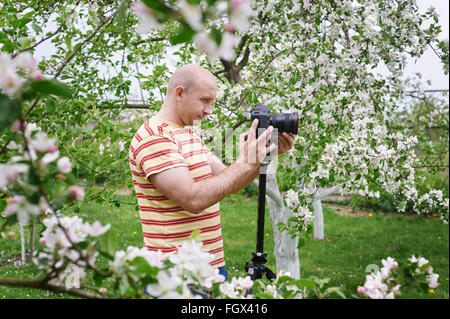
[244,105,298,281]
[244,161,276,281]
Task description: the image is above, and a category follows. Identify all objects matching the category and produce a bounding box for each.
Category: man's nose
[204,106,212,115]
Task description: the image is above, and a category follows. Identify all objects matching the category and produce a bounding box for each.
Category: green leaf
[46,97,56,113]
[0,199,6,213]
[186,0,201,5]
[297,237,306,249]
[277,276,294,285]
[93,272,109,286]
[291,278,316,289]
[6,214,18,226]
[97,230,118,260]
[141,0,168,13]
[31,23,43,34]
[325,287,346,299]
[0,94,21,133]
[210,28,222,45]
[113,0,128,33]
[169,23,196,45]
[31,79,73,98]
[129,256,154,275]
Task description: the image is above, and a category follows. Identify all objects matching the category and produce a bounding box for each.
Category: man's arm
[149,119,275,214]
[149,161,258,213]
[206,152,227,176]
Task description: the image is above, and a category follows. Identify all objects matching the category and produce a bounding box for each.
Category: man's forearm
[191,161,259,212]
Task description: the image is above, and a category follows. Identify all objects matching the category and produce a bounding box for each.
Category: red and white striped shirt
[129,115,224,267]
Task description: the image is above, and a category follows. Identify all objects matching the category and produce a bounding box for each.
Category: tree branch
[12,0,82,58]
[0,277,105,299]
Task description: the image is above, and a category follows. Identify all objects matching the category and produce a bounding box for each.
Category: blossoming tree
[0,0,447,298]
[187,0,449,277]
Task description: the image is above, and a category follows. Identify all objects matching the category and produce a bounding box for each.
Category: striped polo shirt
[129,115,224,268]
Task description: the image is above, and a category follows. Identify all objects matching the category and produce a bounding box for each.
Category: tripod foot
[245,252,276,281]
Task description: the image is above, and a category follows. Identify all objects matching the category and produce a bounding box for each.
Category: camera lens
[269,112,298,134]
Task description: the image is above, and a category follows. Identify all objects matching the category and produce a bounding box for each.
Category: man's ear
[175,86,185,102]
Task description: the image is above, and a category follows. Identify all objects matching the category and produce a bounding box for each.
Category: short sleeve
[134,135,187,178]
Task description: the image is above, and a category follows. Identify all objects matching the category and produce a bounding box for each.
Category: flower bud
[57,157,72,173]
[69,186,85,201]
[56,173,66,181]
[32,70,44,81]
[224,22,235,33]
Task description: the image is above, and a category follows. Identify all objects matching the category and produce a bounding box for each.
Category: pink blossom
[0,71,24,96]
[32,70,44,81]
[382,257,398,269]
[218,32,240,61]
[230,0,245,9]
[385,292,395,299]
[132,2,152,16]
[41,151,59,165]
[224,22,235,33]
[69,186,85,201]
[0,163,28,187]
[193,32,219,63]
[426,273,439,289]
[4,195,40,224]
[417,257,429,268]
[87,221,111,237]
[179,0,202,31]
[230,0,251,32]
[57,157,72,173]
[13,52,37,71]
[29,132,57,154]
[133,2,158,33]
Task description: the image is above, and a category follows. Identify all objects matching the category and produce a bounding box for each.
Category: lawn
[0,190,448,299]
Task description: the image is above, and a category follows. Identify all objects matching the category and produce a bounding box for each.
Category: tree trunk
[312,186,341,240]
[256,173,300,279]
[28,220,35,262]
[313,198,324,240]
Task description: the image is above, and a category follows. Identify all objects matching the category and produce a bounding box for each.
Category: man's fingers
[278,137,287,152]
[246,119,258,141]
[267,142,277,154]
[257,125,273,143]
[280,133,292,147]
[251,118,259,129]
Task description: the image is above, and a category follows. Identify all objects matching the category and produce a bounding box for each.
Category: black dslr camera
[250,104,298,137]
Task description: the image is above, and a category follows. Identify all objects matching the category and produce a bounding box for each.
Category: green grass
[297,209,449,299]
[0,191,448,299]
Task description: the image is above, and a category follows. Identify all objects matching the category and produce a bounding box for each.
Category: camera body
[250,104,298,138]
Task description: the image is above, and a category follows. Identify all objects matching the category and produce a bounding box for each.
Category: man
[129,64,294,279]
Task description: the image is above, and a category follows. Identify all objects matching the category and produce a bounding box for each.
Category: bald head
[160,64,217,126]
[167,64,216,96]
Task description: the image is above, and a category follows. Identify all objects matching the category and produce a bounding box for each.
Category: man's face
[180,78,217,126]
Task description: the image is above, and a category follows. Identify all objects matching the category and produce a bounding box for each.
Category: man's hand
[277,132,295,155]
[238,119,276,166]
